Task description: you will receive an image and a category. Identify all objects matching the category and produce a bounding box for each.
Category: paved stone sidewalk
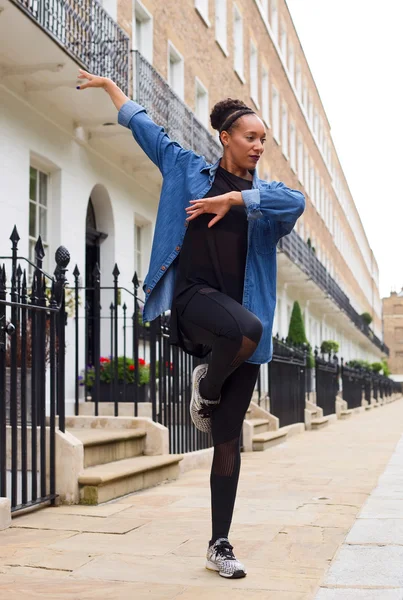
[1,399,403,600]
[315,407,403,600]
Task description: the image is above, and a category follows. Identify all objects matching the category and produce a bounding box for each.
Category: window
[168,41,184,99]
[310,162,315,203]
[281,102,288,158]
[133,1,153,63]
[296,62,302,98]
[308,95,313,124]
[290,121,296,172]
[272,85,280,143]
[302,80,308,109]
[297,136,303,182]
[315,171,320,208]
[195,77,209,127]
[29,166,49,272]
[215,0,227,54]
[261,66,269,126]
[258,0,269,20]
[134,223,143,281]
[270,0,279,42]
[313,109,319,138]
[280,20,287,63]
[250,41,258,107]
[195,0,210,26]
[233,4,244,80]
[288,42,295,85]
[304,148,310,194]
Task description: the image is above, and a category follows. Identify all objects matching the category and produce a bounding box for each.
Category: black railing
[315,351,339,416]
[0,227,69,513]
[278,230,389,355]
[257,337,306,427]
[133,51,222,165]
[72,263,212,453]
[12,0,130,94]
[341,360,364,409]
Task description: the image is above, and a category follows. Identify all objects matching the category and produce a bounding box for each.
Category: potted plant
[79,356,151,403]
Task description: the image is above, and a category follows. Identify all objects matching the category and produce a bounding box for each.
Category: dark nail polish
[76,86,80,90]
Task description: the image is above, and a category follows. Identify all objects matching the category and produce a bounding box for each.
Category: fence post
[73,266,80,416]
[54,245,70,433]
[132,272,139,417]
[0,264,7,498]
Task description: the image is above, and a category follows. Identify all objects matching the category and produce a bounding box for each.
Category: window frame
[133,0,153,64]
[195,0,211,27]
[167,40,185,100]
[272,85,280,144]
[261,65,270,127]
[233,3,245,82]
[281,101,289,159]
[29,165,50,277]
[215,0,228,56]
[290,121,297,173]
[195,76,209,127]
[250,39,259,108]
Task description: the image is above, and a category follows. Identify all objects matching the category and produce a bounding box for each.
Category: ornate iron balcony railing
[12,0,130,94]
[133,50,222,165]
[278,230,389,356]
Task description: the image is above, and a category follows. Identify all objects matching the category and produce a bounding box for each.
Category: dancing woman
[77,69,305,579]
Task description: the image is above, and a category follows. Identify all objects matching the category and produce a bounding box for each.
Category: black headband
[219,108,255,133]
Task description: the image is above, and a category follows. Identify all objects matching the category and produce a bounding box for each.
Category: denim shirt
[118,100,305,364]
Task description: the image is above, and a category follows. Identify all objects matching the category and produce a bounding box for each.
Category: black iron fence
[315,351,339,416]
[278,231,389,356]
[256,337,306,427]
[0,228,69,513]
[12,0,130,94]
[72,263,212,454]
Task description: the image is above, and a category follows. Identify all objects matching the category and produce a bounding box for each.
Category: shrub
[287,301,314,367]
[382,360,391,377]
[371,362,383,373]
[320,340,339,356]
[361,312,373,326]
[348,359,371,370]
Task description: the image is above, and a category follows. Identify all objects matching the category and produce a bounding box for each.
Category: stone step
[311,417,329,430]
[340,409,353,420]
[69,428,146,468]
[78,454,183,505]
[252,429,288,452]
[249,418,270,435]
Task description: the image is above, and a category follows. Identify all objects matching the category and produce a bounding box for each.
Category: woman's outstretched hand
[186,192,243,228]
[76,69,129,111]
[76,69,108,90]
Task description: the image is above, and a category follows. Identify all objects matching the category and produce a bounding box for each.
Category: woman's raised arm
[76,69,190,176]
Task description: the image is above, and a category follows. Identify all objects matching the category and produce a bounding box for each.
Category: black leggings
[179,288,262,543]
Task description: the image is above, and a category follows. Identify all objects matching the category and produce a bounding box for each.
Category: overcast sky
[286,0,403,299]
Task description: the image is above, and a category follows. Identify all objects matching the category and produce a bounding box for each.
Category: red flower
[139,358,146,366]
[129,364,135,371]
[100,357,110,364]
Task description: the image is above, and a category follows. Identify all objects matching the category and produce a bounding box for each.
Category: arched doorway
[85,197,107,366]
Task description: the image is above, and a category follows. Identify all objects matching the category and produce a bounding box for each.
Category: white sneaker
[189,364,220,433]
[206,538,247,579]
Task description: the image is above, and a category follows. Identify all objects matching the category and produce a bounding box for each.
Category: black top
[169,166,253,356]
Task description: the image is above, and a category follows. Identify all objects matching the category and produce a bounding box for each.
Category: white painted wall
[0,86,158,405]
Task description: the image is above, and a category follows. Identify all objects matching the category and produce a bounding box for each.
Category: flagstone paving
[2,398,403,599]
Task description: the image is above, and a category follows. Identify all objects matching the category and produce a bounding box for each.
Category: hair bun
[210,98,250,131]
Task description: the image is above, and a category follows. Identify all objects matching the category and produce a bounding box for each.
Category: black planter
[96,382,150,403]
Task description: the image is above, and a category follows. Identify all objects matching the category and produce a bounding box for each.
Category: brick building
[0,0,388,407]
[383,291,403,378]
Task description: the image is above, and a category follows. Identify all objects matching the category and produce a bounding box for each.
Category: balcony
[11,0,130,94]
[278,230,389,355]
[133,50,222,165]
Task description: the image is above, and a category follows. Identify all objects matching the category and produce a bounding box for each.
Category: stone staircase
[243,402,304,452]
[64,417,182,505]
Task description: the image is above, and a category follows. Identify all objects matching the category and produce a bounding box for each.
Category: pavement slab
[2,397,403,600]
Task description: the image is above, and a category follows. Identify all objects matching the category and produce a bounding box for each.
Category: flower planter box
[92,382,150,403]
